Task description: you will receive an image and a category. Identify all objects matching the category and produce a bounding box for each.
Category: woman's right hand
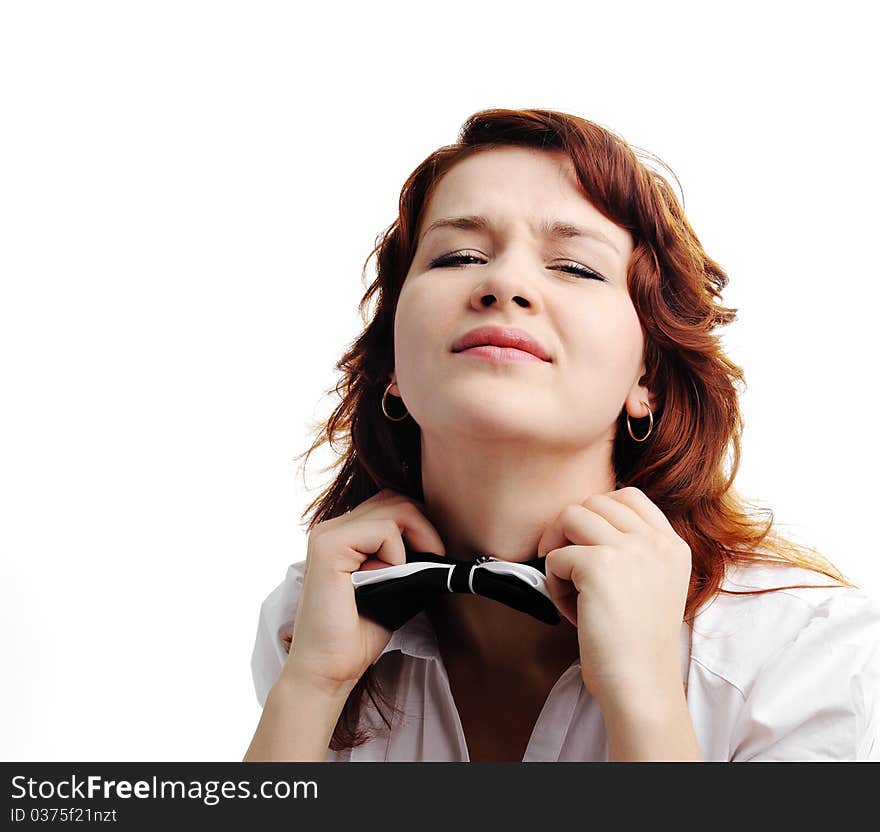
[278,488,446,697]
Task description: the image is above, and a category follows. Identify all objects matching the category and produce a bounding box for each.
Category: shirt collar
[372,610,442,665]
[374,610,694,692]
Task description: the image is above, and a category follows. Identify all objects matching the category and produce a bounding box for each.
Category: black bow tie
[352,544,561,631]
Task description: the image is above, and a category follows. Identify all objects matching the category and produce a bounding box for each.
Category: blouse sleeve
[729,588,880,761]
[250,561,306,708]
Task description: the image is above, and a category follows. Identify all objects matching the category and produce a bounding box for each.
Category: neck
[417,426,616,678]
[424,593,581,684]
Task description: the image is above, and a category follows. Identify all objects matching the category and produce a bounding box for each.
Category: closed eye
[428,252,607,282]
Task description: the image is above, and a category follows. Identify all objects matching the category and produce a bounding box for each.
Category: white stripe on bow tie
[349,559,552,601]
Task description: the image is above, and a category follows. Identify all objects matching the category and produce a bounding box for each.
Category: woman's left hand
[537,486,692,706]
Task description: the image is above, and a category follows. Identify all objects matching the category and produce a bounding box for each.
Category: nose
[467,247,541,311]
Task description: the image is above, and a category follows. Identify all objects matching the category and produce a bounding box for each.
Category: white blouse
[251,558,880,761]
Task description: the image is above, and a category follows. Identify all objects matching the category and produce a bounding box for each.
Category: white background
[1,1,877,761]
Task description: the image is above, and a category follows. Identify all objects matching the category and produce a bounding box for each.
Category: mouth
[450,325,553,362]
[454,345,548,364]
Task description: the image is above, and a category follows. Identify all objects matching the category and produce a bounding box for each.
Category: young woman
[244,108,880,762]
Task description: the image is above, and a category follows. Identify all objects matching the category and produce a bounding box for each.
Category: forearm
[243,673,353,762]
[599,677,704,762]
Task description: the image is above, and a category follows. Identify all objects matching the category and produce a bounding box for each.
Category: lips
[451,325,552,362]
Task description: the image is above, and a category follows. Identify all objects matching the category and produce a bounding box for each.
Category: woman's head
[390,145,648,460]
[324,107,735,505]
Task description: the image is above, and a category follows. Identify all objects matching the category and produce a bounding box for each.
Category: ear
[625,386,656,419]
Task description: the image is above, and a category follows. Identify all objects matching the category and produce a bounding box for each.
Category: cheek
[394,287,422,345]
[393,287,441,376]
[561,301,643,375]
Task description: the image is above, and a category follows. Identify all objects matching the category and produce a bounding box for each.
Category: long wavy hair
[285,107,857,753]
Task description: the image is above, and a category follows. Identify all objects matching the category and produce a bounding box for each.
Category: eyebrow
[418,214,622,256]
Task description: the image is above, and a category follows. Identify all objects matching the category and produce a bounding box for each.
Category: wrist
[245,669,353,762]
[595,673,687,720]
[276,663,357,706]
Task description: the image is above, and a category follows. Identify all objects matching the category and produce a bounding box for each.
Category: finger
[578,492,643,534]
[392,501,446,557]
[537,504,619,557]
[606,487,677,534]
[545,577,578,627]
[315,516,407,575]
[545,543,597,587]
[352,504,446,572]
[357,557,395,572]
[543,546,587,627]
[349,517,408,569]
[350,488,403,513]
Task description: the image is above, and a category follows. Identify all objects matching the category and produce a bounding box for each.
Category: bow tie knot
[352,547,561,631]
[448,554,496,593]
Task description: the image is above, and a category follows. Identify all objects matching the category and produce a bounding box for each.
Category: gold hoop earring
[382,380,409,422]
[626,399,654,442]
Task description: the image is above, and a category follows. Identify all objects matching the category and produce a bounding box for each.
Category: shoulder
[686,560,880,760]
[690,559,880,697]
[250,559,308,707]
[258,559,307,626]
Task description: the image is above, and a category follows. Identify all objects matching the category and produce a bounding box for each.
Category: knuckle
[385,497,423,525]
[401,499,427,520]
[362,488,394,508]
[659,536,686,559]
[593,546,613,566]
[560,504,582,523]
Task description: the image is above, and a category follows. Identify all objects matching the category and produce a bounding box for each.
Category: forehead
[418,147,631,254]
[427,147,578,210]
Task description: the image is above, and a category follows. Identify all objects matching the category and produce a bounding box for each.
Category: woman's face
[392,146,645,450]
